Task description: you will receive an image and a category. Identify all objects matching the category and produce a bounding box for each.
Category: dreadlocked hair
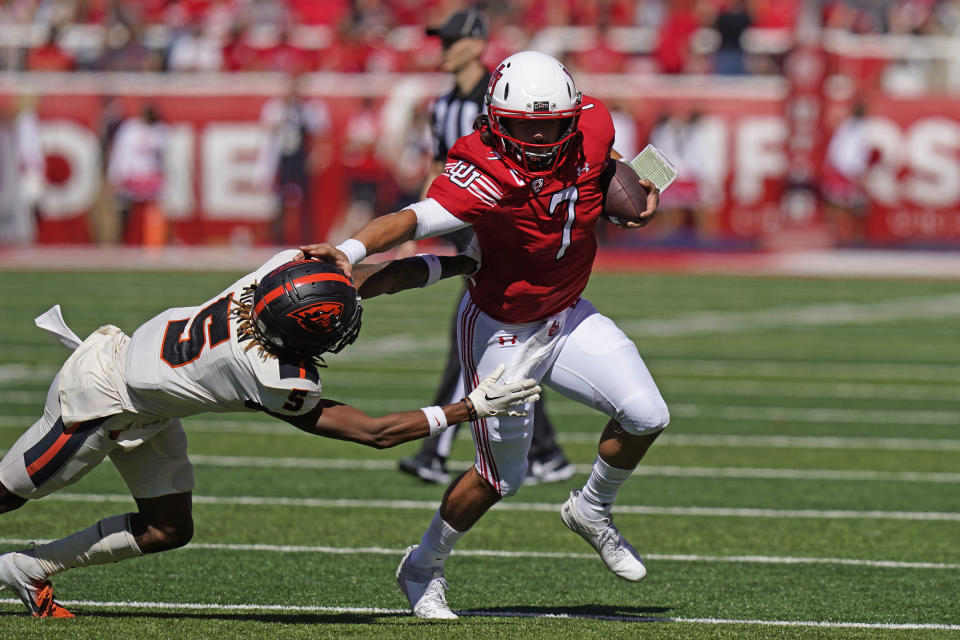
[232,283,328,368]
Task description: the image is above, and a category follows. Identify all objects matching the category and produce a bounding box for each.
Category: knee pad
[473,416,531,498]
[616,391,670,435]
[497,461,528,498]
[474,459,527,498]
[474,457,528,498]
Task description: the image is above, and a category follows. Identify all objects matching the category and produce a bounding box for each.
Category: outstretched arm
[280,400,469,449]
[353,253,477,299]
[300,209,420,278]
[301,199,471,279]
[273,364,540,449]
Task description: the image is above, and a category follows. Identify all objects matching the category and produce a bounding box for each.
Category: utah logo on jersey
[288,302,343,333]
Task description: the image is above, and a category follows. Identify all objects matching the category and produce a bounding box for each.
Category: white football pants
[457,292,669,497]
[0,372,194,501]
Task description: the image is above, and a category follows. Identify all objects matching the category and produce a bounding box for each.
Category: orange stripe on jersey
[25,432,73,477]
[24,416,109,488]
[278,359,319,383]
[253,273,353,315]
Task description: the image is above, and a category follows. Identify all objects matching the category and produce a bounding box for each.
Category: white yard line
[183,454,960,483]
[0,364,57,383]
[0,449,952,483]
[651,378,960,402]
[160,427,960,451]
[650,359,960,381]
[19,376,957,405]
[38,492,960,521]
[13,381,960,406]
[1,538,956,571]
[655,433,960,451]
[4,418,960,452]
[5,426,960,452]
[668,404,960,425]
[0,391,46,403]
[1,394,957,429]
[619,293,960,337]
[3,358,960,384]
[547,400,960,427]
[0,597,956,629]
[285,400,959,426]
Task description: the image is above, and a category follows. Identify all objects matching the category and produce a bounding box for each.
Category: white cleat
[395,545,458,620]
[0,550,74,618]
[561,491,647,582]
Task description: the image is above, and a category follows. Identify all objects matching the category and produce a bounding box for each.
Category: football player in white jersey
[0,249,539,618]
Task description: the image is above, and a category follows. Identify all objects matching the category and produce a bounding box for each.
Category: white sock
[409,511,465,570]
[576,456,633,523]
[32,513,143,576]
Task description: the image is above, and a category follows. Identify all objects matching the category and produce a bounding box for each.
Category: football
[599,159,651,225]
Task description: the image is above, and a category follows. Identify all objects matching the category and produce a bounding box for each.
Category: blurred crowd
[1,0,957,76]
[2,0,959,249]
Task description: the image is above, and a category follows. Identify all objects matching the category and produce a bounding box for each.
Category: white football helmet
[484,50,583,176]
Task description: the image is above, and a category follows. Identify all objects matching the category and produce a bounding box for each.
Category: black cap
[426,8,488,41]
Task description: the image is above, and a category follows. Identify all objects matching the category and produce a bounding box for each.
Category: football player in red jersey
[302,51,666,619]
[0,251,538,618]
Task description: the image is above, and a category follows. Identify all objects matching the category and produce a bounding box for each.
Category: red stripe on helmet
[291,272,353,289]
[254,272,354,315]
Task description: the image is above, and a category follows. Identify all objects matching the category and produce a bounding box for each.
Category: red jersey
[426,96,615,323]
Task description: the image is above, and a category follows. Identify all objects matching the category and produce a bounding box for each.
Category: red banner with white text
[1,73,958,248]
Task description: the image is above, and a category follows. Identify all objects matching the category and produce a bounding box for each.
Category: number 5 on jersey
[160,295,232,367]
[282,389,308,412]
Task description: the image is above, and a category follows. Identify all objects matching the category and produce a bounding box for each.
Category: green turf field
[0,266,958,639]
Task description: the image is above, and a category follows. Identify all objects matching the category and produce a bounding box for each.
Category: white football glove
[465,364,541,419]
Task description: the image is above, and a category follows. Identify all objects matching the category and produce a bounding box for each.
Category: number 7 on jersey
[549,186,579,260]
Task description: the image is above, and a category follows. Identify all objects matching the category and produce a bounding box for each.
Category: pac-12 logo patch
[532,178,544,194]
[288,302,343,332]
[548,321,560,337]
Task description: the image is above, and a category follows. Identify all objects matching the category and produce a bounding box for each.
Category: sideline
[3,245,960,279]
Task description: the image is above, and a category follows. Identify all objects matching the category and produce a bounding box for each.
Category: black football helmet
[251,259,362,357]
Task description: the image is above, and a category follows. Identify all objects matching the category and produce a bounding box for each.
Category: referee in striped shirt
[398,8,573,486]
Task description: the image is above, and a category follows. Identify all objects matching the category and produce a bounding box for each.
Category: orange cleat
[32,581,75,618]
[0,551,75,618]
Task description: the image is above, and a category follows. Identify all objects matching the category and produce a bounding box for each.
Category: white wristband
[417,254,442,287]
[335,238,367,265]
[420,405,448,436]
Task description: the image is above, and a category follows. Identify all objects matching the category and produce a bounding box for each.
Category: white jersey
[124,250,323,421]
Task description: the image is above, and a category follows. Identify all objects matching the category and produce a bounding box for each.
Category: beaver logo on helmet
[243,259,363,361]
[288,301,344,333]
